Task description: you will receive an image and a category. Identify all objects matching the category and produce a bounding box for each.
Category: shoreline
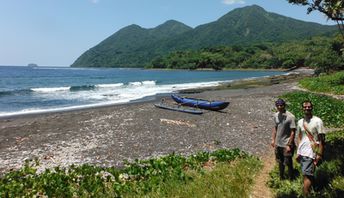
[0,69,313,174]
[0,93,169,120]
[0,68,311,120]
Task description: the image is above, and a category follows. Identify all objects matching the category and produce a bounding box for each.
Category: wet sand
[0,69,313,174]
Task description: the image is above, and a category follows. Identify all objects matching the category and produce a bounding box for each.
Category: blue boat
[171,94,229,111]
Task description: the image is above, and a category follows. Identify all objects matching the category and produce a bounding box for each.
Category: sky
[0,0,337,67]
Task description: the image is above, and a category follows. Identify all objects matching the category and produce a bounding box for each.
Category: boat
[171,94,229,111]
[154,103,203,114]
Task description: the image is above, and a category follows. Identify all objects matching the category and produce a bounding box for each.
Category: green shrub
[0,148,257,197]
[332,176,344,195]
[325,130,344,160]
[299,71,344,95]
[281,91,344,128]
[268,130,344,197]
[140,157,262,198]
[315,159,344,190]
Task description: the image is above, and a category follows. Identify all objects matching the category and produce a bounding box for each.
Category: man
[296,100,325,196]
[271,98,296,180]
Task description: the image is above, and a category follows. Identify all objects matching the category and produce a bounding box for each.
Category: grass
[281,91,344,128]
[268,79,344,197]
[268,130,344,198]
[0,149,262,198]
[135,158,261,198]
[299,71,344,95]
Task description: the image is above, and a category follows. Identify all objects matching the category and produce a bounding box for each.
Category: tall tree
[287,0,344,38]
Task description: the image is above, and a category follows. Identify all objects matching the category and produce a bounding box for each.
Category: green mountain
[71,5,336,68]
[71,20,192,67]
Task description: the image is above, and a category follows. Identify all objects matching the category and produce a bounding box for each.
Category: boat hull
[171,94,229,111]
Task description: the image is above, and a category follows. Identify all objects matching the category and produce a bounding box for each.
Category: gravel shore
[4,66,316,174]
[0,80,301,174]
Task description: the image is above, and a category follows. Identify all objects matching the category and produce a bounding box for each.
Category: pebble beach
[0,71,311,174]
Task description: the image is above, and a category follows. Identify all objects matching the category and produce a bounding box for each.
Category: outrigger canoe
[154,103,203,114]
[171,94,229,111]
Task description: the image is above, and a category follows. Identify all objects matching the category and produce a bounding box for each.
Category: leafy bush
[299,71,344,95]
[331,176,344,195]
[268,130,344,197]
[281,91,344,128]
[0,148,254,197]
[325,130,344,160]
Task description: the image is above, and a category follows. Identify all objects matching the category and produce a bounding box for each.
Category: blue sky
[0,0,336,66]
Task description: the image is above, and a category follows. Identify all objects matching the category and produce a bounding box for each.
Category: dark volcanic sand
[0,82,299,173]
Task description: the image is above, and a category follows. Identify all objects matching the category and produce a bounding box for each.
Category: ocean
[0,66,285,117]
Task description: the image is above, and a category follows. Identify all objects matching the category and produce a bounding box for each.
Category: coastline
[0,68,310,120]
[0,69,312,174]
[0,69,283,119]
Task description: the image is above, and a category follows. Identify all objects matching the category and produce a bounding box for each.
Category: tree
[287,0,344,38]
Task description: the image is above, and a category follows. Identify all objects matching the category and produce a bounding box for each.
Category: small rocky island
[27,63,38,67]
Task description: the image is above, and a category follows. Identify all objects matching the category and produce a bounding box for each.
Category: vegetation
[0,149,261,197]
[269,74,344,197]
[268,129,344,197]
[71,21,192,68]
[130,158,261,198]
[71,5,336,68]
[146,36,343,72]
[281,91,344,128]
[299,71,344,95]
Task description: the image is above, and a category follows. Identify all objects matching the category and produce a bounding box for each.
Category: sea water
[0,66,285,117]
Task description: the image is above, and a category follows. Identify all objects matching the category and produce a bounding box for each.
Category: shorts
[275,146,293,165]
[299,156,315,176]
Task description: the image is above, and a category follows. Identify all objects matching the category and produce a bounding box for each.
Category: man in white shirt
[296,100,325,196]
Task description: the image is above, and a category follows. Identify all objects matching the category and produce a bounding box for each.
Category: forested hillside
[71,20,192,67]
[147,36,343,72]
[71,5,337,68]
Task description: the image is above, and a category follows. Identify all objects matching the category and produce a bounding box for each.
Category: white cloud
[222,0,245,5]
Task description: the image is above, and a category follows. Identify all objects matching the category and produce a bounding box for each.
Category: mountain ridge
[71,5,336,68]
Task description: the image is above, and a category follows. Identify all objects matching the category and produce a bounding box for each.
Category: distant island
[27,63,38,67]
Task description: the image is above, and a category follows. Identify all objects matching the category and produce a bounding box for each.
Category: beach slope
[0,81,300,173]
